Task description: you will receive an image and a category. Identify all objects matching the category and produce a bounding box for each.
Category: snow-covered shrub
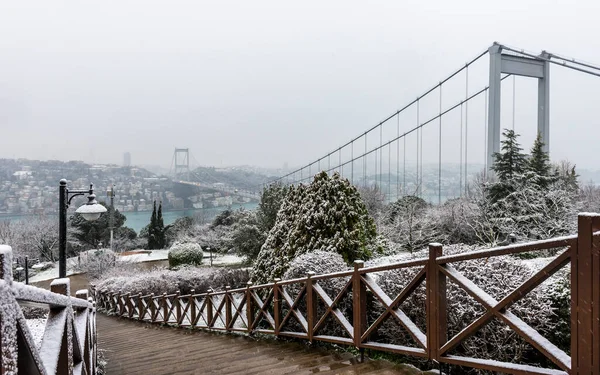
[378,197,446,253]
[168,241,203,268]
[79,249,118,280]
[371,245,562,370]
[252,172,377,284]
[95,266,250,295]
[282,251,352,338]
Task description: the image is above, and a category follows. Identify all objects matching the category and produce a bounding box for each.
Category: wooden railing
[0,246,97,375]
[93,213,600,375]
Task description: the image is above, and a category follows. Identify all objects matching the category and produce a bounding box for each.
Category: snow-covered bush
[252,172,378,284]
[370,245,563,370]
[95,266,250,295]
[282,251,352,338]
[168,241,203,268]
[78,249,117,279]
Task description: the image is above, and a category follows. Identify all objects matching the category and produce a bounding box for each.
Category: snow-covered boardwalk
[97,313,420,374]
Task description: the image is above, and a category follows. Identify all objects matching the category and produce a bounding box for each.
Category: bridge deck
[98,314,422,375]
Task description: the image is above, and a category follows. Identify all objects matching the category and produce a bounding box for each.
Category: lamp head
[75,193,107,221]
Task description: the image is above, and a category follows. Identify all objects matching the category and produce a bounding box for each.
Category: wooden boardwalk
[97,314,424,375]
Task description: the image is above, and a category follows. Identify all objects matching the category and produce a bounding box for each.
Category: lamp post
[107,184,115,251]
[59,179,107,278]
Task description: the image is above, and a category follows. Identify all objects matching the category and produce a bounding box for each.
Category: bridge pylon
[171,148,190,181]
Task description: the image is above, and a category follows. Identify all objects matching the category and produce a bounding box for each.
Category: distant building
[123,152,131,167]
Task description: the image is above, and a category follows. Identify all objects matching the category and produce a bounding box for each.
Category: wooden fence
[94,213,600,375]
[0,246,97,375]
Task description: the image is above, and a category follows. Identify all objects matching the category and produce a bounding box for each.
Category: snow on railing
[0,245,96,375]
[92,213,600,375]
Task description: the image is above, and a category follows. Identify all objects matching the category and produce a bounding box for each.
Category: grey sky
[1,0,598,170]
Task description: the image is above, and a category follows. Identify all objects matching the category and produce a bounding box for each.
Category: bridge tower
[172,148,190,181]
[487,43,550,171]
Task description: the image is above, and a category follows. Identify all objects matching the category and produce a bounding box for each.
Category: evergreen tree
[488,129,528,203]
[528,132,554,189]
[156,201,166,249]
[252,172,378,284]
[147,201,157,249]
[491,129,527,181]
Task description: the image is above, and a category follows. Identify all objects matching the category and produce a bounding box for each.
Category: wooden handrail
[0,245,97,375]
[92,213,600,375]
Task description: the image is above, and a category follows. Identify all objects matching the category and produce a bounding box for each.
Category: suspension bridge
[3,43,600,375]
[260,42,599,204]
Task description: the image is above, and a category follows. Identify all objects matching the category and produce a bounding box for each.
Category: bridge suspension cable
[266,49,490,187]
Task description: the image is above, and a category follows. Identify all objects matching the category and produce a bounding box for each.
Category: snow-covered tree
[252,172,377,284]
[257,182,288,233]
[489,129,528,203]
[527,132,554,189]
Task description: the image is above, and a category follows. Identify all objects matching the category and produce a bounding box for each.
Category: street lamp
[59,179,107,278]
[107,184,115,251]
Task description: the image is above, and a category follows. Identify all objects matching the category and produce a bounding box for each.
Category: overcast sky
[1,1,598,171]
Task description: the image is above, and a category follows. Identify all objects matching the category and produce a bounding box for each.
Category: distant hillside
[189,166,278,191]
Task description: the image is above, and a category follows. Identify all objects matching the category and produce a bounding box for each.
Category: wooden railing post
[352,260,366,351]
[572,213,600,374]
[426,243,446,363]
[206,289,214,328]
[306,271,317,342]
[149,293,155,321]
[225,286,232,331]
[175,291,181,325]
[51,278,74,374]
[137,293,143,320]
[274,278,281,336]
[162,293,168,323]
[126,292,132,317]
[189,289,196,327]
[246,282,253,334]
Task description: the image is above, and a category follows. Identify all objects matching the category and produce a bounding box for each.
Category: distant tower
[172,148,190,181]
[123,152,131,167]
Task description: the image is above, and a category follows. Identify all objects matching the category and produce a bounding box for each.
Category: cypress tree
[147,200,157,249]
[157,201,165,249]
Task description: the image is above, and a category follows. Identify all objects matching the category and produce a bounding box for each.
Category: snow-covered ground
[29,249,244,283]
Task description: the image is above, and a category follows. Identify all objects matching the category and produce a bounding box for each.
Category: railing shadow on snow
[93,213,600,375]
[0,246,97,375]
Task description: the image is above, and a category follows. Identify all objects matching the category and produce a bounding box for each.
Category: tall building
[123,152,131,167]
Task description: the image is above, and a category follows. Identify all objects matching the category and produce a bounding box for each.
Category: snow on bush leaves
[168,241,203,268]
[252,172,378,284]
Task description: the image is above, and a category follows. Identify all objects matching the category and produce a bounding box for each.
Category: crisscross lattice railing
[94,213,600,375]
[0,246,97,375]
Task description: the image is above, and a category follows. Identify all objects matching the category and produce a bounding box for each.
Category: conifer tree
[491,129,527,181]
[147,201,157,249]
[528,132,554,189]
[488,129,528,203]
[156,201,166,249]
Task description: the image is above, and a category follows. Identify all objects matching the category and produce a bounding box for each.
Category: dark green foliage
[146,201,166,249]
[489,129,528,203]
[156,202,166,248]
[70,202,132,249]
[230,211,266,261]
[252,172,378,284]
[528,132,554,189]
[210,209,235,228]
[384,195,428,224]
[257,182,288,233]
